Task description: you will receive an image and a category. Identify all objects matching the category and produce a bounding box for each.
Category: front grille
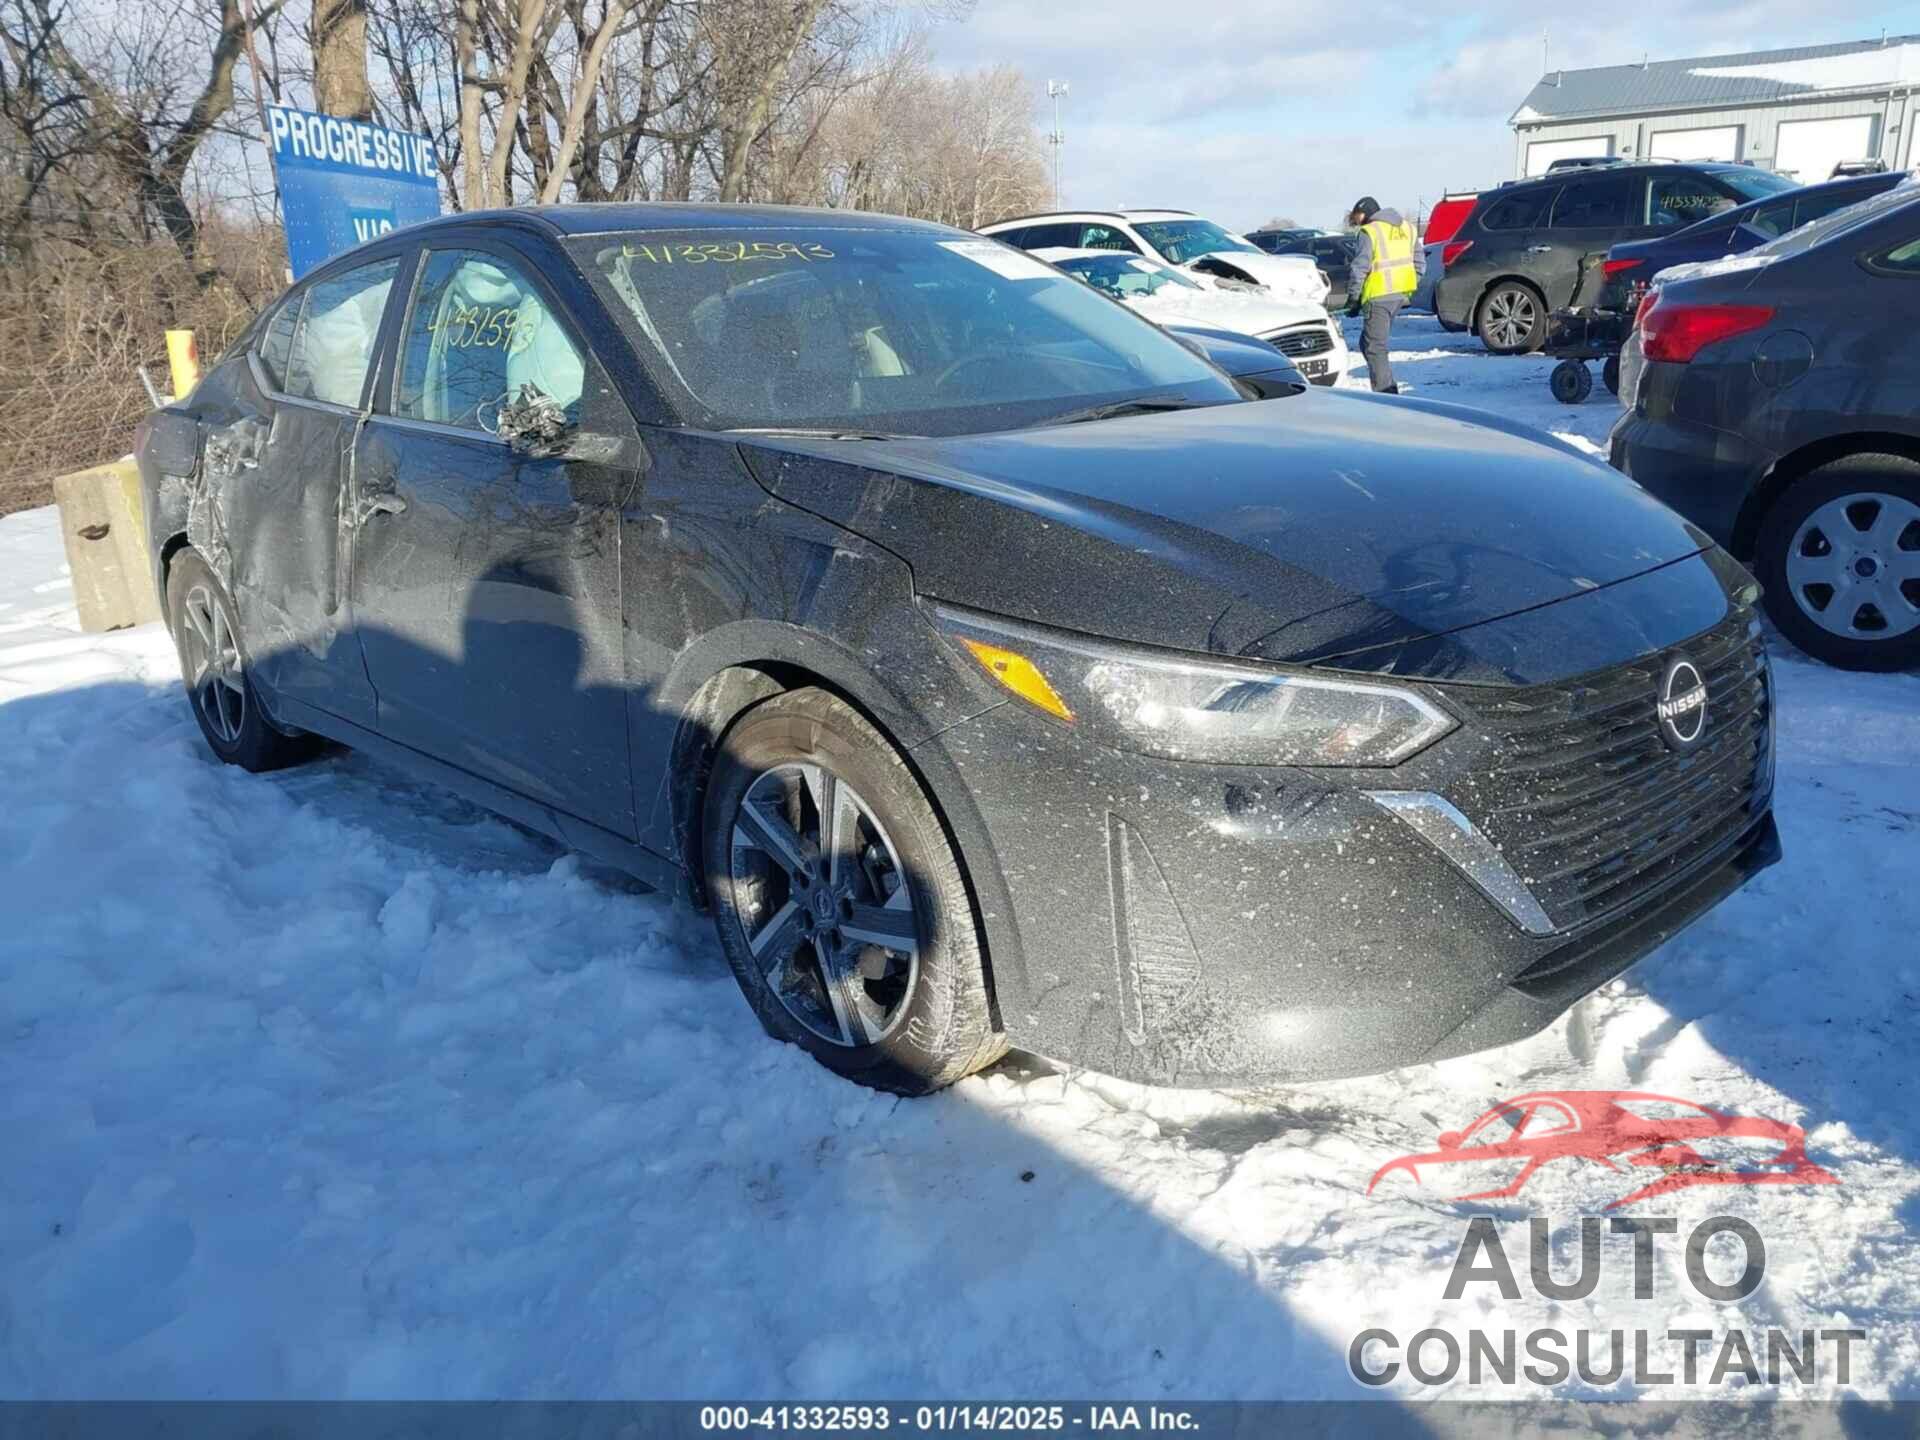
[1445,610,1773,932]
[1270,325,1334,359]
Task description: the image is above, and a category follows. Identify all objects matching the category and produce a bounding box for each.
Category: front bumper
[915,622,1778,1087]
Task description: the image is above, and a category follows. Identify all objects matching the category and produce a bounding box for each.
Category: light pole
[1046,79,1069,209]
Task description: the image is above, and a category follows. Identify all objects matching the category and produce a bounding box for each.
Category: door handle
[1525,245,1553,254]
[353,492,408,526]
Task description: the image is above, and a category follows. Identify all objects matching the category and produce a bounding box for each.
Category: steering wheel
[930,351,1014,393]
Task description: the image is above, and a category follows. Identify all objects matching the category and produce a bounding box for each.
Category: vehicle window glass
[1796,190,1867,229]
[1648,174,1733,229]
[1750,182,1920,261]
[282,258,398,407]
[1311,238,1348,262]
[1059,255,1200,297]
[1745,199,1794,239]
[1551,176,1635,228]
[256,295,303,390]
[1019,223,1080,250]
[1478,189,1552,231]
[1717,168,1797,202]
[1876,236,1920,272]
[569,227,1233,436]
[395,249,586,431]
[989,226,1028,249]
[1131,218,1261,264]
[1078,223,1139,253]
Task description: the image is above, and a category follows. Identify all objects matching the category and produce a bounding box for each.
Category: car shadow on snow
[0,666,1446,1421]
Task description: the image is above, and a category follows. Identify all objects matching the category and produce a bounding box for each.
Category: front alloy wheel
[731,763,919,1048]
[703,687,1005,1094]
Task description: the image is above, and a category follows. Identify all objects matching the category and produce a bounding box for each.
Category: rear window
[1477,189,1553,231]
[1753,179,1920,262]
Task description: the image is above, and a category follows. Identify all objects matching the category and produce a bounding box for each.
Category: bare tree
[310,0,371,117]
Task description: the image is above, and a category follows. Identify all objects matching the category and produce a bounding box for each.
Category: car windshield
[1750,178,1920,261]
[568,227,1236,435]
[1133,218,1261,265]
[1056,254,1202,298]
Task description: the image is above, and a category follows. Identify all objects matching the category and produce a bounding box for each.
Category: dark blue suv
[1603,171,1905,300]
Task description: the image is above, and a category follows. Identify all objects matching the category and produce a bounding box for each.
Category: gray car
[1610,180,1920,670]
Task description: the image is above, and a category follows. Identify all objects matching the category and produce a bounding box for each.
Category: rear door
[348,235,640,837]
[1539,172,1645,308]
[213,252,405,728]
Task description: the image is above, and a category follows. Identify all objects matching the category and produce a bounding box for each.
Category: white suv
[979,210,1329,308]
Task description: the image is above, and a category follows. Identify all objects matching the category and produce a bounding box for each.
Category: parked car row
[1609,176,1920,672]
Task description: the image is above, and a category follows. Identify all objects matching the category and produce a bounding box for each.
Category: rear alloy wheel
[165,548,320,771]
[703,688,1005,1094]
[1755,456,1920,671]
[1477,281,1546,355]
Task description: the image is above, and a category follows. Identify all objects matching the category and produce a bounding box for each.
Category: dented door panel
[199,361,379,728]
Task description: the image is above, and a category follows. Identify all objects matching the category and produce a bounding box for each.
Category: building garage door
[1525,136,1614,176]
[1775,115,1875,182]
[1649,125,1740,162]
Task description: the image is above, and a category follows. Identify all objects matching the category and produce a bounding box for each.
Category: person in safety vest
[1342,196,1424,394]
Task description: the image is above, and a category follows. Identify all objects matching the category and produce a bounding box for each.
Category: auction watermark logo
[1351,1091,1857,1391]
[1366,1090,1836,1210]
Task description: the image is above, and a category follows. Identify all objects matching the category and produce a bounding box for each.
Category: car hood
[1185,250,1327,305]
[737,391,1714,677]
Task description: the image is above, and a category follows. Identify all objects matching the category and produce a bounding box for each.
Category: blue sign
[267,105,442,277]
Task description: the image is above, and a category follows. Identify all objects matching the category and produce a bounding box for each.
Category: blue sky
[928,3,1916,230]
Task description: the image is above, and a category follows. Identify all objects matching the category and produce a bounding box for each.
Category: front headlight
[934,605,1455,766]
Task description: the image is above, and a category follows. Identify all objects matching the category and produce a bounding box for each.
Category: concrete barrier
[52,456,161,633]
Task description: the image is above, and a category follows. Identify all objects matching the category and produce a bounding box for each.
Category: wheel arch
[1732,431,1920,560]
[156,530,193,602]
[659,626,1021,1032]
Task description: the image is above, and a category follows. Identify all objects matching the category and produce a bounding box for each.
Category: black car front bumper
[914,613,1780,1087]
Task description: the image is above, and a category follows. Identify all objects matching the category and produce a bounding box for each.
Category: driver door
[347,239,639,837]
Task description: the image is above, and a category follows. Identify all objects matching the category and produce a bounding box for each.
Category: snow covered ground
[3,319,1919,1403]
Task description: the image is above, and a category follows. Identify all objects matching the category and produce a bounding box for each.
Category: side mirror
[495,383,577,456]
[1437,1131,1463,1150]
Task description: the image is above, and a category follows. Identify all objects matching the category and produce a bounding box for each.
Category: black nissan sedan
[133,205,1779,1094]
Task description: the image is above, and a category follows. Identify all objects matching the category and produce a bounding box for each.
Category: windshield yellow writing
[621,240,835,265]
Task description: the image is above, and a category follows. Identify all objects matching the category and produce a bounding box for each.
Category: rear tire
[1603,354,1621,395]
[1477,281,1547,355]
[702,687,1006,1095]
[165,549,321,771]
[1753,455,1920,671]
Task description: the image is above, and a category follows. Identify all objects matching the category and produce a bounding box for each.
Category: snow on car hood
[1186,250,1328,306]
[1125,277,1324,337]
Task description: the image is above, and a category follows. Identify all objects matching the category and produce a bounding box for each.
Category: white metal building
[1510,35,1919,182]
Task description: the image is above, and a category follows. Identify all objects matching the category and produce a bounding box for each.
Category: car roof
[981,209,1199,229]
[1499,160,1773,193]
[392,202,963,240]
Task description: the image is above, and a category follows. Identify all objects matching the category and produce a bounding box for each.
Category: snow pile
[3,328,1918,1400]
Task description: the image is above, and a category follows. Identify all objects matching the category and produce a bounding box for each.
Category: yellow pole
[164,330,201,399]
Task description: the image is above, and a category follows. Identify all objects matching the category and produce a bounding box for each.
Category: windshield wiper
[1029,396,1215,429]
[723,426,920,441]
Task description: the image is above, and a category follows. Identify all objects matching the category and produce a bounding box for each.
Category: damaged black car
[133,205,1779,1094]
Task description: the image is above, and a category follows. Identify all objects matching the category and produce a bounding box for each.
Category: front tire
[702,688,1006,1094]
[165,549,320,771]
[1477,280,1547,355]
[1753,455,1920,671]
